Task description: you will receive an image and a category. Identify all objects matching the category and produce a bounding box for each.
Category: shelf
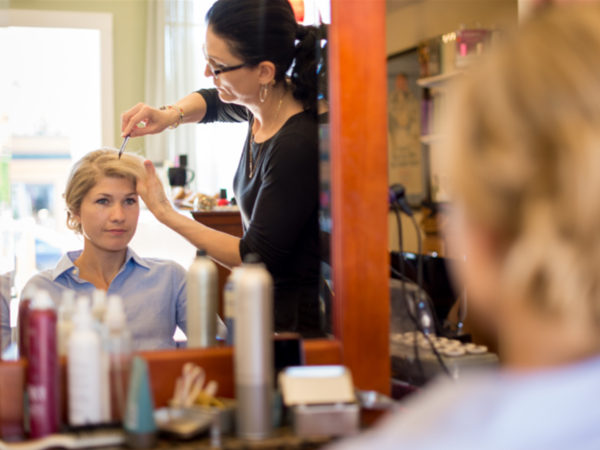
[417,71,463,88]
[420,134,446,145]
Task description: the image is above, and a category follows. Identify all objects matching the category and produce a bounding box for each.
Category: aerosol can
[187,249,218,347]
[234,253,273,440]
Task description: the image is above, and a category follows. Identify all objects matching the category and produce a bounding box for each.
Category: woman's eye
[96,198,109,205]
[125,198,137,205]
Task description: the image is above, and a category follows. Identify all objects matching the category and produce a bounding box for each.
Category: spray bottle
[68,296,103,426]
[234,253,274,439]
[186,249,218,348]
[26,289,60,438]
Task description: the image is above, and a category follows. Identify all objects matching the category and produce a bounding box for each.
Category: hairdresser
[121,0,325,337]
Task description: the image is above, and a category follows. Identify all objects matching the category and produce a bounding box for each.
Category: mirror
[1,1,334,355]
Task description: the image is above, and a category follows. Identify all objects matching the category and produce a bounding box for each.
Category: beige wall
[386,0,519,56]
[386,0,519,254]
[8,0,147,149]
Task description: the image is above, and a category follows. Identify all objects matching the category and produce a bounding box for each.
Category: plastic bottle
[57,289,75,357]
[26,289,60,438]
[186,249,218,348]
[68,296,103,426]
[234,253,274,440]
[17,285,36,360]
[91,289,111,423]
[223,267,241,346]
[103,294,132,423]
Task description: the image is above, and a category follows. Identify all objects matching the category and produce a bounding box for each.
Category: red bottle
[18,288,34,360]
[26,290,60,437]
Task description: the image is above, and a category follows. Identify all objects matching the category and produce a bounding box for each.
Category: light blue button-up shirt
[22,248,187,351]
[329,355,600,450]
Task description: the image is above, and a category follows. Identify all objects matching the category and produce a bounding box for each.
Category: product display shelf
[416,70,462,89]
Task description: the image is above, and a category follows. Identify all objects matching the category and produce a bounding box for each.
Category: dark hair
[206,0,326,112]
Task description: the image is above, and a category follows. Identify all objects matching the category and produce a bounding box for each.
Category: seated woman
[21,149,223,350]
[331,4,600,449]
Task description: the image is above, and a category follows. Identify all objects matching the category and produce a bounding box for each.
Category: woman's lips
[106,229,126,235]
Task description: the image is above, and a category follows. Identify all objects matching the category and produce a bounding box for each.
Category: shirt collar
[50,247,150,281]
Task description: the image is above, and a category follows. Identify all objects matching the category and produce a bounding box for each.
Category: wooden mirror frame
[329,1,390,394]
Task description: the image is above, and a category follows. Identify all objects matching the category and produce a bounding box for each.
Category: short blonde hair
[446,4,600,324]
[65,148,145,233]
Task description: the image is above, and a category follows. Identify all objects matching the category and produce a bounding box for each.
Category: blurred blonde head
[65,149,145,233]
[445,4,600,327]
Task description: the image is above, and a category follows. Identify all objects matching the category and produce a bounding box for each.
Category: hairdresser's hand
[121,103,179,138]
[137,160,175,223]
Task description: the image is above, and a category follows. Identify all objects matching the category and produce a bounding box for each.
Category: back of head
[446,4,600,326]
[64,149,144,233]
[206,0,325,111]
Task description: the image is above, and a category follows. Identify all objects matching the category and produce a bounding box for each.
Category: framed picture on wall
[387,47,428,207]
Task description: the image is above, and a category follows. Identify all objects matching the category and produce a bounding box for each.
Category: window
[0,10,113,291]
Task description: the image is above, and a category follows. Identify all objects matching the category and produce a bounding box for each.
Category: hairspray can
[186,249,218,348]
[223,267,241,346]
[234,254,273,439]
[26,289,60,438]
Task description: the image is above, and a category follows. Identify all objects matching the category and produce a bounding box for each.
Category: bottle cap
[31,289,54,310]
[73,296,93,329]
[59,289,75,317]
[92,289,107,320]
[21,284,38,301]
[104,295,127,331]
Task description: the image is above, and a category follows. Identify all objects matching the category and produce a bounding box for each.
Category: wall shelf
[417,70,462,88]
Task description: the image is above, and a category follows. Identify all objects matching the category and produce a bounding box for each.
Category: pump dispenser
[186,249,218,348]
[68,296,103,426]
[92,289,107,323]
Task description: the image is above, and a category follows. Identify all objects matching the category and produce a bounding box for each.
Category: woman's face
[204,26,260,106]
[75,176,139,253]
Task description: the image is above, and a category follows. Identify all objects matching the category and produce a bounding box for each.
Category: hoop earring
[259,84,269,103]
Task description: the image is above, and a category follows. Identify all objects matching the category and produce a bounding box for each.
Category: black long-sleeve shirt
[198,89,321,336]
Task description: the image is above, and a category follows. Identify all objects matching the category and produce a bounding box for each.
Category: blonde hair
[64,148,145,233]
[445,4,600,324]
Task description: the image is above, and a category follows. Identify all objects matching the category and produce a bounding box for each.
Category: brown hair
[445,4,600,324]
[64,148,145,233]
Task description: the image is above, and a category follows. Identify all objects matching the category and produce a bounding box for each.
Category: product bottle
[91,289,111,423]
[234,253,274,440]
[103,294,132,423]
[26,289,60,438]
[186,249,218,348]
[124,356,157,449]
[57,289,75,357]
[17,285,36,360]
[223,267,241,346]
[68,296,103,426]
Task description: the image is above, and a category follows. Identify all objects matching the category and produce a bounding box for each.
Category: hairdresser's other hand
[137,160,174,223]
[121,103,178,138]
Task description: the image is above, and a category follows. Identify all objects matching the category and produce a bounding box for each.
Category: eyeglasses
[203,45,249,79]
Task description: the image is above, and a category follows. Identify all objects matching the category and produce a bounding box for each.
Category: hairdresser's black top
[197,88,322,336]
